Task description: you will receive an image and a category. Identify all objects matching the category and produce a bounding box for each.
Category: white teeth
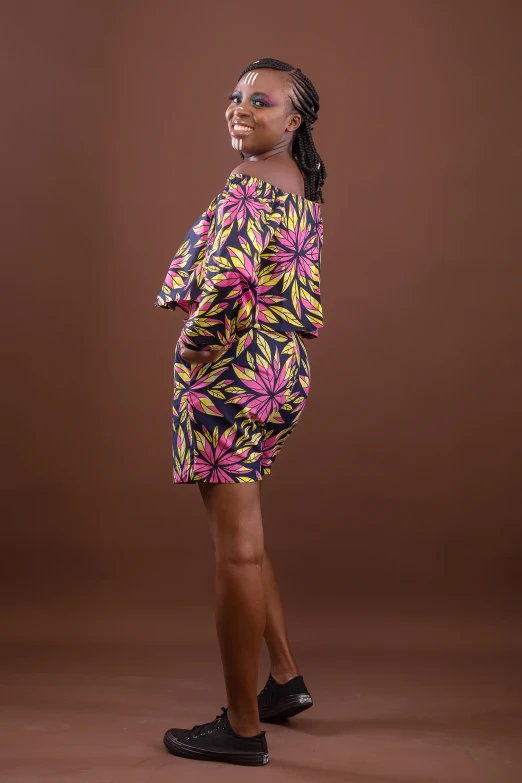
[233,124,253,132]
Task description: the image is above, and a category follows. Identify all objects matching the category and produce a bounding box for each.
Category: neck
[245,139,294,163]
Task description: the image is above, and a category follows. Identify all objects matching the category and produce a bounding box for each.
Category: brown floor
[1,610,521,783]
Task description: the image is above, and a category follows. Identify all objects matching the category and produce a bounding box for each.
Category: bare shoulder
[229,161,305,197]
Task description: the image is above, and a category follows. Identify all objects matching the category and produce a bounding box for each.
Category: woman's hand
[179,345,227,364]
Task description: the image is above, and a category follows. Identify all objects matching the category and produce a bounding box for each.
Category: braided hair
[236,58,326,204]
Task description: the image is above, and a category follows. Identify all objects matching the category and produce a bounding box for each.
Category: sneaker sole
[163,730,270,766]
[259,693,313,722]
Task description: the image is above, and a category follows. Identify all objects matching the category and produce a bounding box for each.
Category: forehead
[235,68,289,94]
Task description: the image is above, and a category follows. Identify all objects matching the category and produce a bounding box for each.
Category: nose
[232,103,247,115]
[227,100,251,125]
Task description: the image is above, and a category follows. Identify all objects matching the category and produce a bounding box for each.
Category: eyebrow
[232,89,276,102]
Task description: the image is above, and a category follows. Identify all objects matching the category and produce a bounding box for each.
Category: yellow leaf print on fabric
[232,365,257,383]
[300,288,322,318]
[291,280,300,316]
[287,201,297,232]
[271,307,303,328]
[155,173,323,346]
[256,332,271,363]
[155,173,323,484]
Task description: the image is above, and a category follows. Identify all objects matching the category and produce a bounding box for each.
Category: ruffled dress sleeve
[154,196,218,314]
[179,176,282,351]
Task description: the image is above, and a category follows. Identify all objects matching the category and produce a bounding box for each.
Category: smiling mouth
[231,123,254,136]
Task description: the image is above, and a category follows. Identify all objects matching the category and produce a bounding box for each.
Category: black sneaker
[258,672,313,721]
[163,706,270,766]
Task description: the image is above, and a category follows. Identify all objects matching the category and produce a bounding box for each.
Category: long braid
[236,58,326,204]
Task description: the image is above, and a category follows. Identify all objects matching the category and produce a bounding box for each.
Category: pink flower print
[256,287,286,325]
[173,424,192,482]
[165,250,191,290]
[291,373,310,416]
[194,425,252,482]
[164,214,211,289]
[220,181,272,231]
[316,217,323,246]
[279,354,309,419]
[261,429,290,470]
[274,206,319,283]
[212,245,257,330]
[175,363,231,421]
[229,350,294,423]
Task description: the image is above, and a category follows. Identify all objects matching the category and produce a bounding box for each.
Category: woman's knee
[200,482,264,564]
[215,538,264,567]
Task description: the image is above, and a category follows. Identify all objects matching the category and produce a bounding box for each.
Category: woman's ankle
[227,707,261,737]
[270,666,300,684]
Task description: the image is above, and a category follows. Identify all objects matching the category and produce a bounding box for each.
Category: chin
[231,141,250,156]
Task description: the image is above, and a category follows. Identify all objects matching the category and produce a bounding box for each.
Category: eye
[227,92,269,108]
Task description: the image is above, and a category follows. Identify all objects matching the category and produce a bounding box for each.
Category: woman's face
[226,68,301,156]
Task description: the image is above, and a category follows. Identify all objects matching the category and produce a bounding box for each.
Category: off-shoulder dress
[154,173,324,483]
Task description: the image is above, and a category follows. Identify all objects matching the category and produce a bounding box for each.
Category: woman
[154,57,326,766]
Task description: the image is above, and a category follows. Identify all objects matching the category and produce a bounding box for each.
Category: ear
[286,113,302,132]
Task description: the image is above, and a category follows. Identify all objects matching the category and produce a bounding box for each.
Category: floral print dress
[154,173,324,483]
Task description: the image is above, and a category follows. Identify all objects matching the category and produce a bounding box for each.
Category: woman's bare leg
[259,549,300,683]
[258,480,300,683]
[199,481,265,737]
[204,480,300,690]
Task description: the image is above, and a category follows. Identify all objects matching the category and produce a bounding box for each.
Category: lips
[230,121,254,137]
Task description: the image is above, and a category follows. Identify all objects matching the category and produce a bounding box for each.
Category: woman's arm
[178,173,281,363]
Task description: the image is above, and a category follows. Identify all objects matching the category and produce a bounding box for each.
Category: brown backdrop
[1,0,520,647]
